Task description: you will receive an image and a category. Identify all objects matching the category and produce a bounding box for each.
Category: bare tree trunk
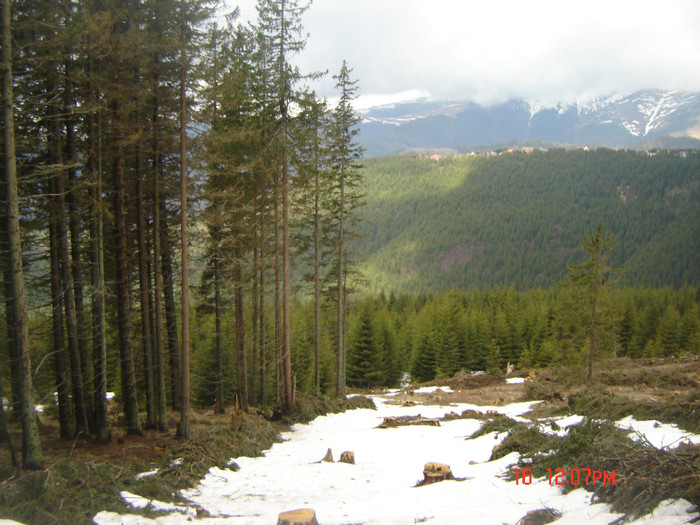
[259,192,267,404]
[66,167,93,433]
[50,115,89,436]
[160,206,181,410]
[177,0,191,439]
[336,176,346,397]
[282,153,292,410]
[234,258,248,410]
[152,108,168,431]
[112,132,143,436]
[2,0,43,468]
[214,251,224,413]
[0,214,20,418]
[136,142,157,429]
[313,156,321,396]
[49,212,72,439]
[62,0,94,431]
[88,53,110,445]
[273,174,281,404]
[251,238,259,405]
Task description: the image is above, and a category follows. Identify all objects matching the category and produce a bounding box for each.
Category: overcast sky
[226,0,700,108]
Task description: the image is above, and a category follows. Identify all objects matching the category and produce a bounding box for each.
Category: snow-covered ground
[92,395,699,525]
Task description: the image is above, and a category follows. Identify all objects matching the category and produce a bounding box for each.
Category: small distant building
[429,154,442,161]
[520,146,534,154]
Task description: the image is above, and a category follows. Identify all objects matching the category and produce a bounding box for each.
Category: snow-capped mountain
[358,90,700,157]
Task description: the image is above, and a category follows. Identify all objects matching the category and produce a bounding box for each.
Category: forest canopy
[357,149,700,293]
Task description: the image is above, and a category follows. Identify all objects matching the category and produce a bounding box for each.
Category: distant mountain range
[358,90,700,157]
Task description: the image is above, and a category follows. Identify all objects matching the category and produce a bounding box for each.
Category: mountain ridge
[358,89,700,157]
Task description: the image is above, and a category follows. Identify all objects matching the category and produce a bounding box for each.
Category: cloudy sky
[227,0,700,108]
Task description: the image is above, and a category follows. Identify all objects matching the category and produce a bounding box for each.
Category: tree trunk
[234,258,248,410]
[62,3,94,432]
[251,238,259,405]
[152,106,168,431]
[159,203,181,410]
[273,173,281,404]
[50,115,89,436]
[259,192,267,404]
[177,0,191,439]
[112,133,143,436]
[336,175,346,397]
[0,210,20,418]
[2,0,44,468]
[313,155,321,396]
[66,165,94,433]
[49,213,72,439]
[281,152,293,410]
[214,251,224,413]
[136,143,157,430]
[88,49,110,446]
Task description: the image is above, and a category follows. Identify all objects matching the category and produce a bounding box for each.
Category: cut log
[378,415,441,428]
[277,508,319,525]
[339,451,354,464]
[418,462,455,486]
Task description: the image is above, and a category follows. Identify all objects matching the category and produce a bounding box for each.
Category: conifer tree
[2,0,44,469]
[347,305,380,388]
[292,91,331,395]
[254,0,311,410]
[559,223,623,380]
[328,60,363,396]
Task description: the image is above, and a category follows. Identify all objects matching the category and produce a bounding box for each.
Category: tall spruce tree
[329,60,363,396]
[254,0,311,410]
[292,91,331,395]
[2,0,44,469]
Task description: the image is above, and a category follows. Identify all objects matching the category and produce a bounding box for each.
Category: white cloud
[226,0,700,105]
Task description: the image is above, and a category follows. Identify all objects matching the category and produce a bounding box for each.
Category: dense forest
[358,149,700,293]
[0,0,364,469]
[341,284,700,388]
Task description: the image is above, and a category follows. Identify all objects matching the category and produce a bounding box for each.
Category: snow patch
[92,397,698,525]
[616,415,700,449]
[412,385,454,394]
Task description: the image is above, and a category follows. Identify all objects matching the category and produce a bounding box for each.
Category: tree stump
[339,451,355,464]
[321,448,334,462]
[418,462,455,486]
[277,508,319,525]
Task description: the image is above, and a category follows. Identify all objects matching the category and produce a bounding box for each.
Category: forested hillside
[357,149,700,293]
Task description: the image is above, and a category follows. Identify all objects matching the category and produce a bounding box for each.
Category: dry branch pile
[592,440,700,522]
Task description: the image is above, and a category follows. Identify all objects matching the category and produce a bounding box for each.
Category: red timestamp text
[512,467,616,486]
